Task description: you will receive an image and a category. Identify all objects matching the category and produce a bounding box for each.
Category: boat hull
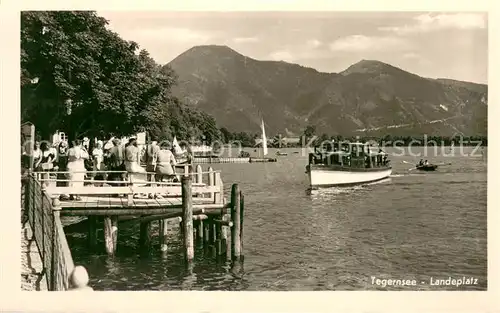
[307,165,392,188]
[416,165,438,171]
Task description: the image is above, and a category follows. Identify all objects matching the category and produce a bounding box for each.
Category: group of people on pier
[24,135,188,200]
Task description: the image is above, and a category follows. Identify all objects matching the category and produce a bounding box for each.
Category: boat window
[351,145,357,155]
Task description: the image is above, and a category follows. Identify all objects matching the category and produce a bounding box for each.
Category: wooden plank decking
[58,194,216,209]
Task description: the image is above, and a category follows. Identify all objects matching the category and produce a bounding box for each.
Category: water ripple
[67,148,487,290]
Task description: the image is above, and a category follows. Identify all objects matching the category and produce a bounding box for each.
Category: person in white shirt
[32,141,42,170]
[125,137,147,197]
[92,140,105,185]
[67,139,89,201]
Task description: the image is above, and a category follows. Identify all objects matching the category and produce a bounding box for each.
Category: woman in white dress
[67,139,89,201]
[92,140,105,185]
[124,137,147,188]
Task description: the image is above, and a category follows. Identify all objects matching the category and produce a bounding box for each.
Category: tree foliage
[21,11,220,143]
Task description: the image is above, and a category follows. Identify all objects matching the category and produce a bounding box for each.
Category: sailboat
[261,119,268,157]
[172,136,185,155]
[248,119,276,162]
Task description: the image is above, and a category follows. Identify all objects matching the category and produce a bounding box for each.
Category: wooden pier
[31,165,245,274]
[178,156,277,164]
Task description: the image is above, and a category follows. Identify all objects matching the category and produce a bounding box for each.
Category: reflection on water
[66,147,487,290]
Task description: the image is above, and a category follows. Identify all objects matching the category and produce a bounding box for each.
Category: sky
[98,11,488,84]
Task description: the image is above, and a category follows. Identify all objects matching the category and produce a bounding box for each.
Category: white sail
[172,136,185,155]
[261,119,268,156]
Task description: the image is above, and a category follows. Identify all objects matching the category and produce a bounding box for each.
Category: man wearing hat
[107,138,125,187]
[145,136,160,199]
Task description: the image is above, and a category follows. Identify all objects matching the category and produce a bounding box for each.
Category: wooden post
[181,176,194,262]
[222,214,230,257]
[51,198,62,290]
[208,216,215,244]
[203,218,210,247]
[208,167,215,201]
[88,216,98,250]
[159,219,168,252]
[41,184,46,262]
[214,172,222,204]
[192,219,198,242]
[221,187,230,258]
[196,164,203,184]
[197,217,204,243]
[104,216,118,256]
[240,192,245,253]
[215,220,222,257]
[31,174,36,227]
[193,214,207,245]
[139,221,152,256]
[230,184,242,260]
[202,220,210,255]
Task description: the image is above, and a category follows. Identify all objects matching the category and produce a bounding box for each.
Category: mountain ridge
[166,45,487,136]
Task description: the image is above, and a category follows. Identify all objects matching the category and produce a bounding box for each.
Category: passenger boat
[305,142,392,188]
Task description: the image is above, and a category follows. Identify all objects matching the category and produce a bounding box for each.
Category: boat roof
[368,151,388,156]
[325,151,351,155]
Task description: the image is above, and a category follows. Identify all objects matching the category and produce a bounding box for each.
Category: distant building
[51,130,68,144]
[254,136,300,147]
[282,137,300,145]
[254,138,274,147]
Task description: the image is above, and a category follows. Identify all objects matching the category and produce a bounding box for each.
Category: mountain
[167,45,487,136]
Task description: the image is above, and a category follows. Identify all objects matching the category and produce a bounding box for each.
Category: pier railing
[30,165,244,262]
[35,165,224,205]
[23,172,91,291]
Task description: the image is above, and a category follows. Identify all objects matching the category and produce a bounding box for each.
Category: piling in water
[88,216,97,250]
[139,221,152,256]
[240,192,245,253]
[159,219,168,252]
[104,216,118,256]
[231,184,242,260]
[181,176,194,262]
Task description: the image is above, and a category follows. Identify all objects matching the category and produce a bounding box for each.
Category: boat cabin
[308,142,390,169]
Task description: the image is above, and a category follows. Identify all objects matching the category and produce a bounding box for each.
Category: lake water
[65,146,487,290]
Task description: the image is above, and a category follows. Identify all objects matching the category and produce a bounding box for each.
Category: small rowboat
[276,151,288,156]
[416,164,438,171]
[403,160,450,172]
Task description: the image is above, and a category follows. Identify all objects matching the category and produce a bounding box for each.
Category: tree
[303,125,316,139]
[21,11,219,143]
[219,127,232,143]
